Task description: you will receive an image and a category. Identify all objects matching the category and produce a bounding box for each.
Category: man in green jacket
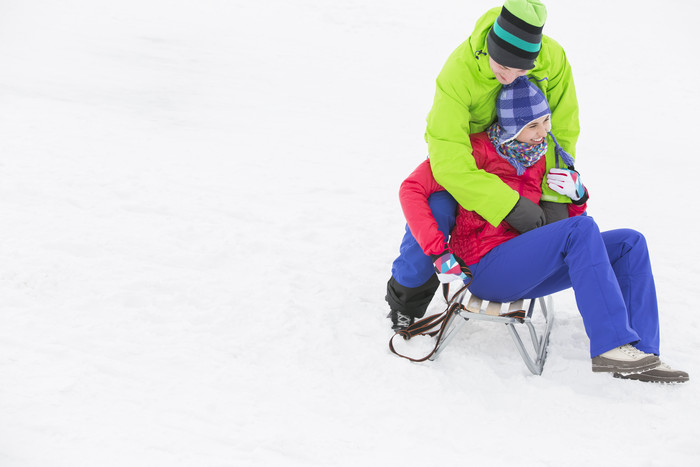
[387,0,580,331]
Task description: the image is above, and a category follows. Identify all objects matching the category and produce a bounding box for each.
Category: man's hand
[540,200,568,225]
[504,196,546,233]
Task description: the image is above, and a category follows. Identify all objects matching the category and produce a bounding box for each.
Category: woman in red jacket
[390,76,687,383]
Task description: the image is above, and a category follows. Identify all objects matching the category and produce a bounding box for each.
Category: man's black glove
[504,196,546,233]
[539,200,569,225]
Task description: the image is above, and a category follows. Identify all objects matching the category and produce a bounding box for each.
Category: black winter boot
[388,309,414,331]
[385,275,440,320]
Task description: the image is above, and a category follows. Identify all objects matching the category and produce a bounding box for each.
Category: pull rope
[388,273,472,363]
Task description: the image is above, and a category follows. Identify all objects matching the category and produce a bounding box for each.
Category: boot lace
[396,312,412,328]
[618,344,650,358]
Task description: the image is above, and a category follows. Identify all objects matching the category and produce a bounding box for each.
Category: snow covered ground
[1,0,699,465]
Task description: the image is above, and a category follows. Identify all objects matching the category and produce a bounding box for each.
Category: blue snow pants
[468,215,660,358]
[390,196,660,358]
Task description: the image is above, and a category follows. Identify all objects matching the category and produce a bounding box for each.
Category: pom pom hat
[487,0,547,70]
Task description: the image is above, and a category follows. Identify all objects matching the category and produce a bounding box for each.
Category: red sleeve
[399,160,447,256]
[469,134,489,169]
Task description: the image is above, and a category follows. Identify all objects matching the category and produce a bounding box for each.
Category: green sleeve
[425,47,518,228]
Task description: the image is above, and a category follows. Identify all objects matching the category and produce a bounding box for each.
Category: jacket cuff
[572,189,589,206]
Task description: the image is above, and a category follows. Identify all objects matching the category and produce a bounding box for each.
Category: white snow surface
[1,0,699,465]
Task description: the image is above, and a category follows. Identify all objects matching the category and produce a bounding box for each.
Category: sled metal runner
[429,287,555,375]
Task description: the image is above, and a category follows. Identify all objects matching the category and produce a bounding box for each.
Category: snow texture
[1,0,699,465]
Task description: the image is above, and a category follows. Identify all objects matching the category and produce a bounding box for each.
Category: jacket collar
[469,8,501,81]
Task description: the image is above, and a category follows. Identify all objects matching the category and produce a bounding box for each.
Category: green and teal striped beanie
[487,0,547,70]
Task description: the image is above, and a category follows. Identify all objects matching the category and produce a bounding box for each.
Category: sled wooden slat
[466,295,483,313]
[485,301,502,316]
[508,299,525,314]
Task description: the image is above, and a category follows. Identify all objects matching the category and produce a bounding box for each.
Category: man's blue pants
[391,191,457,288]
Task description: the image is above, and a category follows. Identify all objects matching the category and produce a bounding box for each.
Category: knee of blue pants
[391,191,457,288]
[568,213,598,232]
[428,191,457,234]
[602,227,652,284]
[604,228,647,253]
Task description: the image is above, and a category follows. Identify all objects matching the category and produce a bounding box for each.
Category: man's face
[489,57,528,85]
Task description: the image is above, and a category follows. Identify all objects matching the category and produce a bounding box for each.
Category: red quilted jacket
[399,132,587,266]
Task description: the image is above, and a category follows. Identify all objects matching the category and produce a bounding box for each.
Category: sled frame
[429,287,555,375]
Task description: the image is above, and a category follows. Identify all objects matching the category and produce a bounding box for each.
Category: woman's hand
[547,168,586,201]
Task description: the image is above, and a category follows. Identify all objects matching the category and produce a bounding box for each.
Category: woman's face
[489,57,528,84]
[515,114,551,146]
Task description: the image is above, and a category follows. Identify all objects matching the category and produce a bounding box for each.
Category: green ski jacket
[425,7,579,227]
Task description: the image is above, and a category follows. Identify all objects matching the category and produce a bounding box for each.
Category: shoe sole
[613,371,689,384]
[591,355,660,373]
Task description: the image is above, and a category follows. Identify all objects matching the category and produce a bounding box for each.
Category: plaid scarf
[487,122,547,176]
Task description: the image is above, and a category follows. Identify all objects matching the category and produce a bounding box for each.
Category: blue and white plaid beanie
[495,75,575,167]
[496,75,550,144]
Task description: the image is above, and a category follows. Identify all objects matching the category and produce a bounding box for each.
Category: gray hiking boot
[613,361,689,384]
[592,344,660,373]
